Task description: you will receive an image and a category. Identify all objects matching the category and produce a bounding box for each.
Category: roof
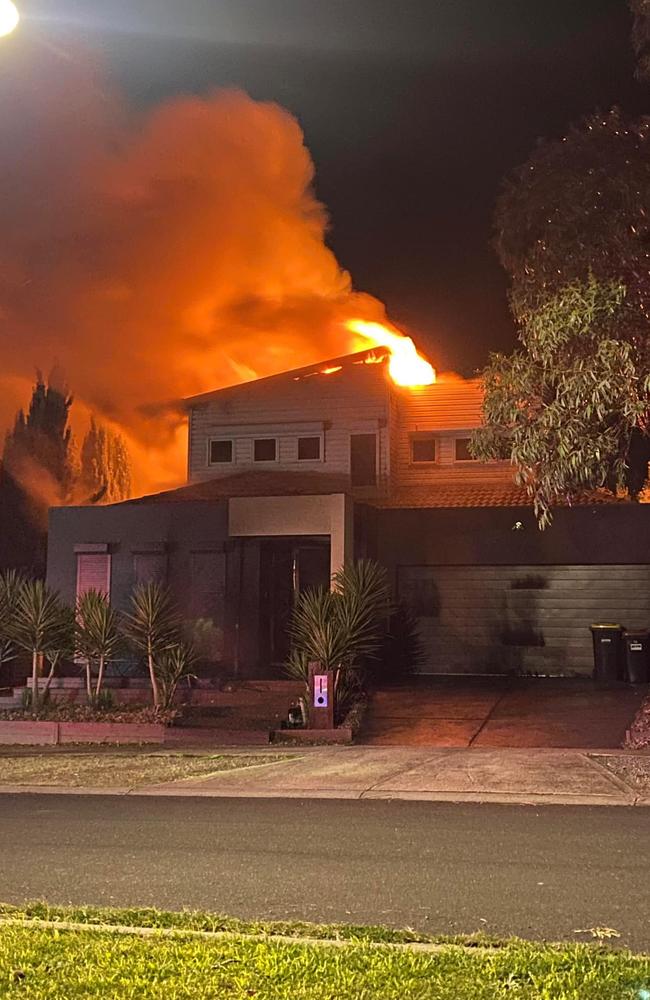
[120,470,351,505]
[184,348,392,407]
[121,472,627,510]
[373,483,625,510]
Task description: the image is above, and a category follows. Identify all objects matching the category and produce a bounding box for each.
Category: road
[0,795,648,948]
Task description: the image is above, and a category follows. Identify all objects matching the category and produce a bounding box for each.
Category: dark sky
[23,0,648,373]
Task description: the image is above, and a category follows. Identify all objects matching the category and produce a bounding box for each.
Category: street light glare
[0,0,19,37]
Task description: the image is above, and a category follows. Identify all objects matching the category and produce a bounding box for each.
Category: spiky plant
[11,579,73,714]
[0,569,25,676]
[155,641,197,712]
[286,558,391,719]
[124,582,179,709]
[75,589,123,704]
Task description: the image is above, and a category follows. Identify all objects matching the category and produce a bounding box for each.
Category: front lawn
[0,752,292,787]
[0,905,649,999]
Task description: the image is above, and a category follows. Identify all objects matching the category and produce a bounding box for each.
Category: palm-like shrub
[75,589,123,704]
[11,579,74,714]
[155,641,197,712]
[124,582,179,709]
[0,569,25,676]
[286,559,391,718]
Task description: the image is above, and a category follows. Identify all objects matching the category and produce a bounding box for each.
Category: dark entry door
[259,538,330,670]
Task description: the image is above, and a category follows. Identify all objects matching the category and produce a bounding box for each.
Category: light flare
[0,0,19,36]
[346,319,435,387]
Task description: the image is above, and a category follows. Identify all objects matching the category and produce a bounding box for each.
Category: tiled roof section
[372,483,625,509]
[120,470,351,505]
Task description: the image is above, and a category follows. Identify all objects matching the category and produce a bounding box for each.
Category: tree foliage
[473,277,650,526]
[3,370,75,503]
[80,418,132,504]
[477,111,650,524]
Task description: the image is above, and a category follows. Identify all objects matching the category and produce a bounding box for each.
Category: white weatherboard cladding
[189,366,390,489]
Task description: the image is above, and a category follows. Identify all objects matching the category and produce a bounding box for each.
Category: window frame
[253,436,279,463]
[410,434,438,465]
[297,434,323,462]
[453,436,477,463]
[75,550,111,601]
[208,438,234,466]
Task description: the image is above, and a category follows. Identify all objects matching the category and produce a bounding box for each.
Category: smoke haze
[0,37,385,493]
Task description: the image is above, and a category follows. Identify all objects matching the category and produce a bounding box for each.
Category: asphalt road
[0,795,648,949]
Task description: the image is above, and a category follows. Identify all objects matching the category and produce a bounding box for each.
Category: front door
[259,537,330,671]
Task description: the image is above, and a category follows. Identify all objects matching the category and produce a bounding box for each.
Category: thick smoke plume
[0,38,385,493]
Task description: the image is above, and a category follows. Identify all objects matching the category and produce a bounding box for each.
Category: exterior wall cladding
[46,353,650,678]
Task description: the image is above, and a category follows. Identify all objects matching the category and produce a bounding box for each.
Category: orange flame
[346,319,435,387]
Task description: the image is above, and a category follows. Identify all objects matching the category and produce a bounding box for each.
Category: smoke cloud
[0,37,385,493]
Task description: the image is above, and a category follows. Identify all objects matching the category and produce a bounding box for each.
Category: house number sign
[313,674,329,708]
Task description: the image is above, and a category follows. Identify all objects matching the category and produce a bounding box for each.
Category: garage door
[397,564,650,676]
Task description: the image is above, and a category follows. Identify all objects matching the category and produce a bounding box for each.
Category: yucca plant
[124,582,179,709]
[286,558,391,719]
[11,579,74,714]
[75,589,123,704]
[0,569,25,677]
[155,641,197,712]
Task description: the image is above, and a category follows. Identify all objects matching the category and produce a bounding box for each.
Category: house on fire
[47,348,650,678]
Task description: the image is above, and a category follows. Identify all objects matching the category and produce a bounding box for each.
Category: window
[350,433,377,487]
[209,439,233,464]
[76,552,111,599]
[133,552,167,586]
[411,437,437,463]
[454,437,476,461]
[254,438,277,462]
[298,436,321,461]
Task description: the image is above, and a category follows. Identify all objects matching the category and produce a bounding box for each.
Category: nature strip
[0,917,513,955]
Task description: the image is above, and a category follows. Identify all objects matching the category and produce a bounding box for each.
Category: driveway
[360,677,646,748]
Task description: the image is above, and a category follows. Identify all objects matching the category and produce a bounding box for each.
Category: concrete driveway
[360,677,646,749]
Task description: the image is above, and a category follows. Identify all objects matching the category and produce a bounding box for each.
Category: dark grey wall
[47,501,229,613]
[373,505,650,573]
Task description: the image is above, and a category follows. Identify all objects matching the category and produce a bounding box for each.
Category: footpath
[1,745,649,806]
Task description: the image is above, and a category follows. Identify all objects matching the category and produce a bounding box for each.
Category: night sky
[22,0,648,373]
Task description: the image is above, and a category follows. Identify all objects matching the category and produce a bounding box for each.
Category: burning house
[47,335,650,679]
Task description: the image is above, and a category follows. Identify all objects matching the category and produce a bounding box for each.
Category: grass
[0,753,292,787]
[0,904,649,998]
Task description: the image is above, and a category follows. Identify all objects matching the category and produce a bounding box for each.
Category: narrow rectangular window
[209,439,233,464]
[298,436,321,460]
[350,433,377,487]
[411,437,437,463]
[254,438,277,462]
[454,437,476,461]
[76,553,111,600]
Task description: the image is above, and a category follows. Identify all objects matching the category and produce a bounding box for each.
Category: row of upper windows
[411,436,476,463]
[209,435,322,465]
[208,433,477,468]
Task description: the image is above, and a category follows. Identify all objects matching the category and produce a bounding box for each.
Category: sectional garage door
[397,564,650,676]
